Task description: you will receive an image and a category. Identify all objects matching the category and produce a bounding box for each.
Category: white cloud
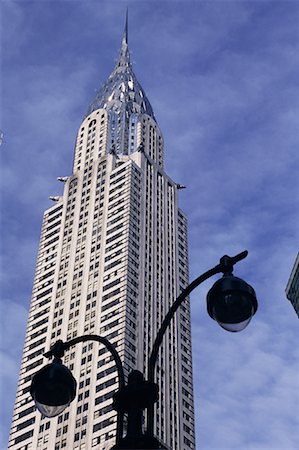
[192,317,299,449]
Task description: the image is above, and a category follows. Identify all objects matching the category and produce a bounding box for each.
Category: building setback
[8,18,195,450]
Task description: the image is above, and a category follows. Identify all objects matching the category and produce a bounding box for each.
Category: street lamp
[30,251,258,449]
[30,354,76,418]
[30,335,125,444]
[146,250,257,440]
[207,273,257,332]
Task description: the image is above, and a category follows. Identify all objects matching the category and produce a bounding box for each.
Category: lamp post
[146,250,257,440]
[30,251,258,449]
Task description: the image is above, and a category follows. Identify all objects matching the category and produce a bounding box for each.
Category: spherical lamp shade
[30,359,77,417]
[207,274,258,332]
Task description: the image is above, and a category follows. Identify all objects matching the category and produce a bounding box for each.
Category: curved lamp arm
[148,266,218,383]
[44,334,125,444]
[147,250,248,437]
[45,334,125,389]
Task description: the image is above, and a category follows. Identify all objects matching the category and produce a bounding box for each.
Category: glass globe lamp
[30,359,77,417]
[207,274,258,332]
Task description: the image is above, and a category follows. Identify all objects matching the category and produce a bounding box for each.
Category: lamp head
[30,359,77,417]
[207,274,258,332]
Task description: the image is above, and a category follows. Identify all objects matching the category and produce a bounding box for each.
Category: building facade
[286,252,299,318]
[8,19,195,450]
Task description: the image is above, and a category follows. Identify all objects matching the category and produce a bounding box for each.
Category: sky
[1,1,299,449]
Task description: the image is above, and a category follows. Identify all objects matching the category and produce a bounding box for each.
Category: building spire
[122,8,128,46]
[87,10,155,122]
[117,9,130,68]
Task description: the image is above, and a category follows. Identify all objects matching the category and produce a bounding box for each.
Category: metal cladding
[87,17,155,156]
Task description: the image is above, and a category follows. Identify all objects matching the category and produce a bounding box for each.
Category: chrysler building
[9,16,195,450]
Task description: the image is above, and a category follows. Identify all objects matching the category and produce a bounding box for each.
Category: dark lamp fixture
[30,358,76,418]
[207,274,258,332]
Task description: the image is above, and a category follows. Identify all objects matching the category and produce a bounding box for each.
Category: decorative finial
[122,8,129,46]
[118,8,130,68]
[123,8,128,46]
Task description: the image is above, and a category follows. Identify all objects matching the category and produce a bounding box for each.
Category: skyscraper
[8,17,195,450]
[286,253,299,318]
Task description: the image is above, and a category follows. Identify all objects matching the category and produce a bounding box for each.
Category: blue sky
[1,1,298,449]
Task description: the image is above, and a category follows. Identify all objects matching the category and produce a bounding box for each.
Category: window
[16,417,35,431]
[14,430,34,444]
[96,366,117,380]
[25,358,43,373]
[102,279,120,291]
[93,417,114,432]
[18,405,35,419]
[96,377,117,392]
[102,288,120,303]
